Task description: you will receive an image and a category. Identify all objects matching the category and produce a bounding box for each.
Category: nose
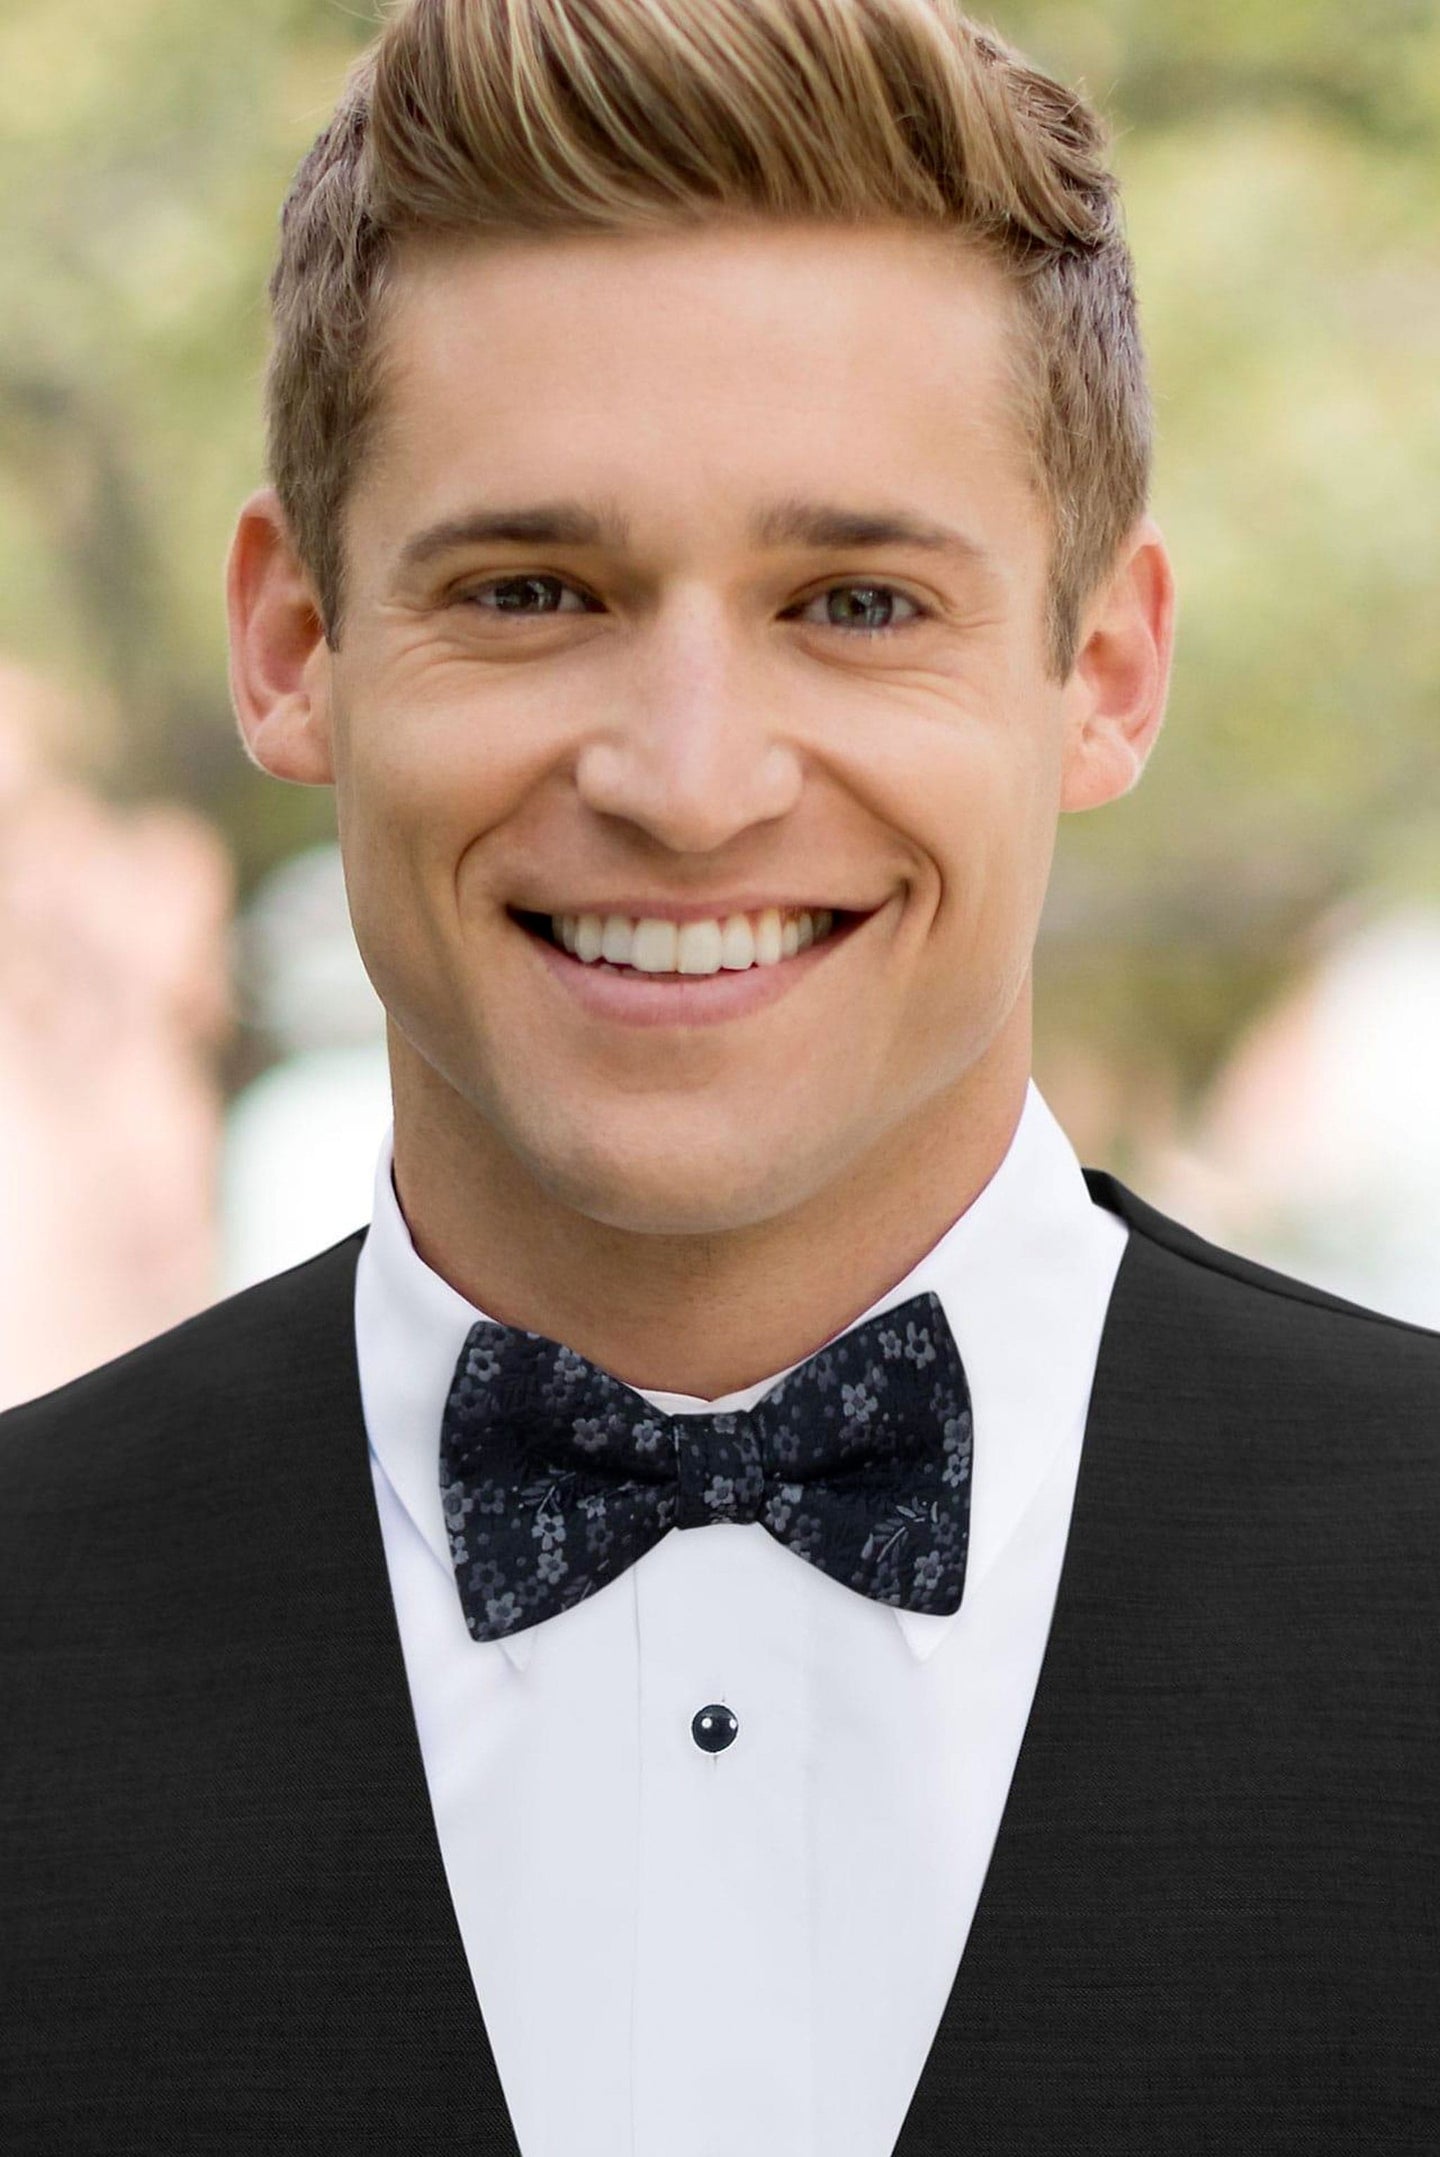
[573,598,804,855]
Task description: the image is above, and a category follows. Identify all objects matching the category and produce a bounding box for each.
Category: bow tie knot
[673,1413,765,1527]
[440,1291,973,1642]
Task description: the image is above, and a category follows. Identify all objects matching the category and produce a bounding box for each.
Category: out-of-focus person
[0,664,232,1409]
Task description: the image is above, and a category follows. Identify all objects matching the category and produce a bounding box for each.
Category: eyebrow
[393,496,996,579]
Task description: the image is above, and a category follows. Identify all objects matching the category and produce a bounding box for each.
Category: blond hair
[266,0,1151,678]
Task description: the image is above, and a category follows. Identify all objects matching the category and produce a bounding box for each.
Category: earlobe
[225,487,336,787]
[1059,517,1176,815]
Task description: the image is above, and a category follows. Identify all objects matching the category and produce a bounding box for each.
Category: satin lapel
[890,1196,1173,2153]
[252,1229,523,2150]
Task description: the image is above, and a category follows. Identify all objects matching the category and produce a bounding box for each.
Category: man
[2,0,1435,2149]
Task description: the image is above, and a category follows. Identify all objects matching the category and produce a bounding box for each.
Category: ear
[225,487,336,786]
[1059,515,1176,813]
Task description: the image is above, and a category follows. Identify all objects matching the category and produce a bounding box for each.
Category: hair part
[266,0,1152,679]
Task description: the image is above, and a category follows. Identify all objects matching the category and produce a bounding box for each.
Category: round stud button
[691,1703,739,1754]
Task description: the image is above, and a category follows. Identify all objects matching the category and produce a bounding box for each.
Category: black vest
[2,1174,1438,2152]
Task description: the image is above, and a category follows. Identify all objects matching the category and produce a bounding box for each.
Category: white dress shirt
[355,1080,1128,2157]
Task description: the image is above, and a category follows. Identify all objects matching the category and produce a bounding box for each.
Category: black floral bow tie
[439,1291,973,1643]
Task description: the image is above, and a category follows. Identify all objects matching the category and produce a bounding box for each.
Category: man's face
[325,220,1081,1233]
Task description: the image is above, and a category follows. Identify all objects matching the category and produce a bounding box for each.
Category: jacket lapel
[236,1228,523,2149]
[891,1172,1348,2151]
[890,1182,1157,2149]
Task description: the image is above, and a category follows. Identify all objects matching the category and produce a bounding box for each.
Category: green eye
[797,583,925,635]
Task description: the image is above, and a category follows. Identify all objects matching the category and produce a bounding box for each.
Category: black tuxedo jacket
[2,1173,1437,2153]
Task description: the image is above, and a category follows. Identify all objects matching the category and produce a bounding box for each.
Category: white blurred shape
[221,842,391,1292]
[220,1043,392,1293]
[233,839,386,1051]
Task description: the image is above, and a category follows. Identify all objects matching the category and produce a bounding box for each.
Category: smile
[509,902,874,1027]
[533,904,839,975]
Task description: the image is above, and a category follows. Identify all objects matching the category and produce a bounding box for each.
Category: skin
[227,217,1174,1397]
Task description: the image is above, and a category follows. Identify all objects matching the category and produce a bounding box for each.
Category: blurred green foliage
[2,0,1437,1109]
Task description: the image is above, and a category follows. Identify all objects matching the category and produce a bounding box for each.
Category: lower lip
[518,915,869,1028]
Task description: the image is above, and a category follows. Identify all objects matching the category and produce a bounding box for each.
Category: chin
[526,1116,828,1239]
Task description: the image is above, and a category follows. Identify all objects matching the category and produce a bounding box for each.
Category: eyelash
[452,573,929,638]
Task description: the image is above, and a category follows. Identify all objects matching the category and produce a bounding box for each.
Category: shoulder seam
[1087,1170,1440,1345]
[1128,1214,1438,1338]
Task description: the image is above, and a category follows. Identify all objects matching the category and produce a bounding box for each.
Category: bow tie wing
[440,1322,677,1640]
[754,1293,972,1616]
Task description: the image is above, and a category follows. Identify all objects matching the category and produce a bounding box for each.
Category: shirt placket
[630,1510,815,2157]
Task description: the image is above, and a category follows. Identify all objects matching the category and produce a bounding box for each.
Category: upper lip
[510,899,870,923]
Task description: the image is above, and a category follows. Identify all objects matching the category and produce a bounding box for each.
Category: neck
[388,1006,1031,1399]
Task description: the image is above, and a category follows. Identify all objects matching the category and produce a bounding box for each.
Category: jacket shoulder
[1086,1167,1439,1338]
[1084,1166,1440,1419]
[0,1228,368,1510]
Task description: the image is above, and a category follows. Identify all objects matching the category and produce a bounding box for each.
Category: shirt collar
[354,1079,1125,1672]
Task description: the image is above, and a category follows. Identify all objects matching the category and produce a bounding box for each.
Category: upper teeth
[553,907,835,974]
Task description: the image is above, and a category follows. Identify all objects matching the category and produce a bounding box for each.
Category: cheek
[894,717,1060,940]
[335,674,544,909]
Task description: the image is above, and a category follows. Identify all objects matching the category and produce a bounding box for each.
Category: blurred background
[1,0,1437,1406]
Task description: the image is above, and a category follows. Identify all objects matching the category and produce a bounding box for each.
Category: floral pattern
[439,1291,972,1643]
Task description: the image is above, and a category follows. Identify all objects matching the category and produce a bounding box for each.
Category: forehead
[356,218,1040,565]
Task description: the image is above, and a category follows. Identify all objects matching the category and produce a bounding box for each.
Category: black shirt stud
[691,1703,739,1753]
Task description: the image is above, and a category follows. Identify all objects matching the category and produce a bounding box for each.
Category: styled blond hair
[267,0,1150,679]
